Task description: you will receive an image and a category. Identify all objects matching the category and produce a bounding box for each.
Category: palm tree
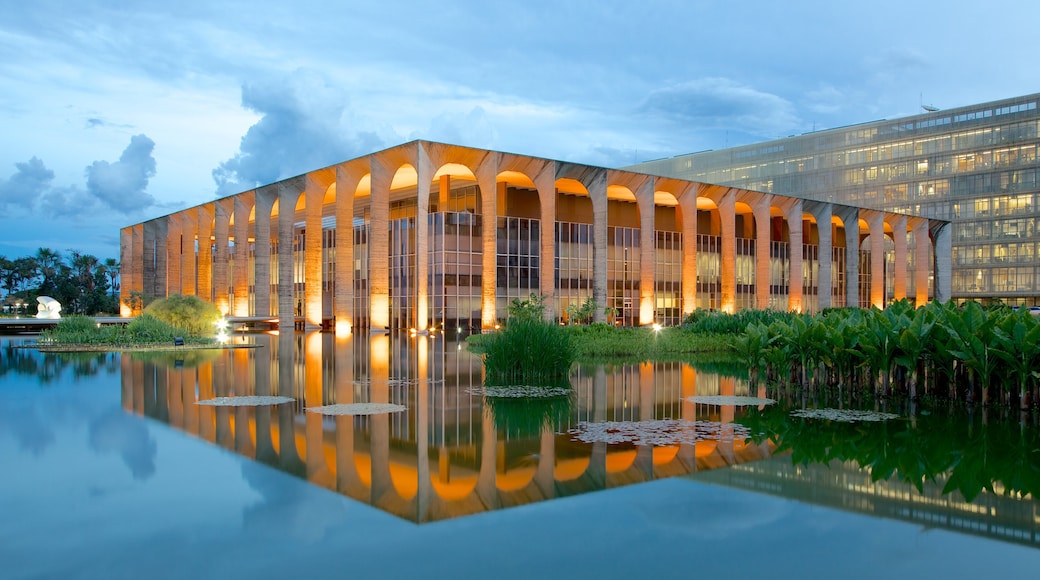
[103,258,120,301]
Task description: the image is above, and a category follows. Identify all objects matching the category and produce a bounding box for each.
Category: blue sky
[2,0,1038,261]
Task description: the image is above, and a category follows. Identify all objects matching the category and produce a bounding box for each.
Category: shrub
[126,314,185,343]
[143,294,220,337]
[482,317,576,384]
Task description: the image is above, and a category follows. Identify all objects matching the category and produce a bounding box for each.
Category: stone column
[779,198,804,312]
[368,156,392,330]
[254,186,276,317]
[835,206,859,308]
[232,192,253,316]
[633,177,655,325]
[166,215,181,298]
[305,177,324,329]
[809,202,834,311]
[334,165,359,334]
[716,189,737,313]
[678,187,698,316]
[588,170,609,323]
[119,227,133,316]
[142,221,156,301]
[477,156,499,330]
[534,161,556,322]
[890,214,908,301]
[931,221,952,302]
[913,219,931,306]
[131,224,144,304]
[214,200,231,314]
[148,219,167,300]
[752,194,771,309]
[277,178,302,330]
[414,147,433,332]
[180,211,197,296]
[197,205,213,302]
[866,211,885,308]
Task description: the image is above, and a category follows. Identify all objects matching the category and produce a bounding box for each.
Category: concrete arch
[333,159,369,333]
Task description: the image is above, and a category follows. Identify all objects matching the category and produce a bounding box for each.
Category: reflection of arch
[695,440,718,458]
[652,445,679,465]
[554,457,591,481]
[605,449,638,473]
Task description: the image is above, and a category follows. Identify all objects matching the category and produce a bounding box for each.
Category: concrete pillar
[142,221,156,301]
[166,215,181,298]
[415,336,431,521]
[119,228,133,316]
[254,187,275,317]
[678,188,698,316]
[148,219,167,300]
[414,144,434,331]
[780,199,804,312]
[213,200,231,314]
[634,177,655,325]
[890,214,908,301]
[809,202,834,311]
[534,162,556,322]
[180,211,197,296]
[439,175,450,210]
[716,189,736,313]
[305,177,324,329]
[197,205,213,302]
[835,207,859,308]
[232,193,253,316]
[752,195,771,309]
[369,157,392,330]
[277,178,302,330]
[588,171,609,323]
[477,157,499,330]
[334,166,360,334]
[931,221,952,302]
[866,211,885,308]
[913,219,931,306]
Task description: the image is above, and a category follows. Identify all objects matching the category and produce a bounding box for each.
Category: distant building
[631,93,1040,306]
[120,141,948,331]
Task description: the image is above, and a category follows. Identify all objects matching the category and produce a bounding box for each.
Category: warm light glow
[335,320,352,336]
[216,331,229,344]
[215,317,229,332]
[652,323,662,332]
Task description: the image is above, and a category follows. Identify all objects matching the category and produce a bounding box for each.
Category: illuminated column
[890,214,908,301]
[810,202,834,311]
[416,336,432,521]
[414,146,434,331]
[588,366,607,486]
[635,177,656,325]
[677,364,698,470]
[866,211,885,308]
[369,156,392,330]
[253,186,275,317]
[276,178,302,330]
[752,195,771,309]
[931,221,952,302]
[534,161,556,321]
[637,363,654,479]
[119,228,133,316]
[276,332,304,473]
[716,189,737,313]
[131,223,144,302]
[476,402,501,510]
[180,211,197,296]
[141,221,156,300]
[478,156,499,330]
[836,206,859,308]
[213,200,231,314]
[334,335,364,495]
[589,170,609,323]
[253,336,275,463]
[197,205,213,302]
[779,198,804,312]
[304,177,324,329]
[334,166,359,334]
[912,219,931,306]
[232,192,253,316]
[678,187,698,316]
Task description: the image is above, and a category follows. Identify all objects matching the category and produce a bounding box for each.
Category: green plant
[482,317,576,384]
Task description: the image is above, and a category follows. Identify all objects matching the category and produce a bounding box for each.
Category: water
[1,333,1039,579]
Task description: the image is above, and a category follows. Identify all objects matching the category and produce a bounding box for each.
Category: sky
[2,0,1039,261]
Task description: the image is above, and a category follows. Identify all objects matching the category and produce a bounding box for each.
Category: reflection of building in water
[120,334,772,523]
[690,456,1040,548]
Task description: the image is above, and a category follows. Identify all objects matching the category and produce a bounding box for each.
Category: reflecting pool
[2,333,1039,578]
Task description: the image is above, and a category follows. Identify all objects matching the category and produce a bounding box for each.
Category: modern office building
[120,141,949,331]
[631,93,1040,306]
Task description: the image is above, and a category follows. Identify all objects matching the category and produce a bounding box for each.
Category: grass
[37,314,212,348]
[481,318,576,384]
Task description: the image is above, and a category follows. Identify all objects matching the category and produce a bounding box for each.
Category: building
[631,93,1040,306]
[120,141,949,332]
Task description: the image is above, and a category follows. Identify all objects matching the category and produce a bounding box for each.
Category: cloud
[421,106,498,149]
[85,134,158,213]
[0,157,55,211]
[642,78,800,137]
[212,69,390,197]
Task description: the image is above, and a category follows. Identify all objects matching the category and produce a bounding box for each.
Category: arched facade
[120,140,952,326]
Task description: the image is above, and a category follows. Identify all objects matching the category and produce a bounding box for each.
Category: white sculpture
[36,296,62,319]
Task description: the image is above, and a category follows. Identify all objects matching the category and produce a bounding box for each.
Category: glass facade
[632,94,1040,305]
